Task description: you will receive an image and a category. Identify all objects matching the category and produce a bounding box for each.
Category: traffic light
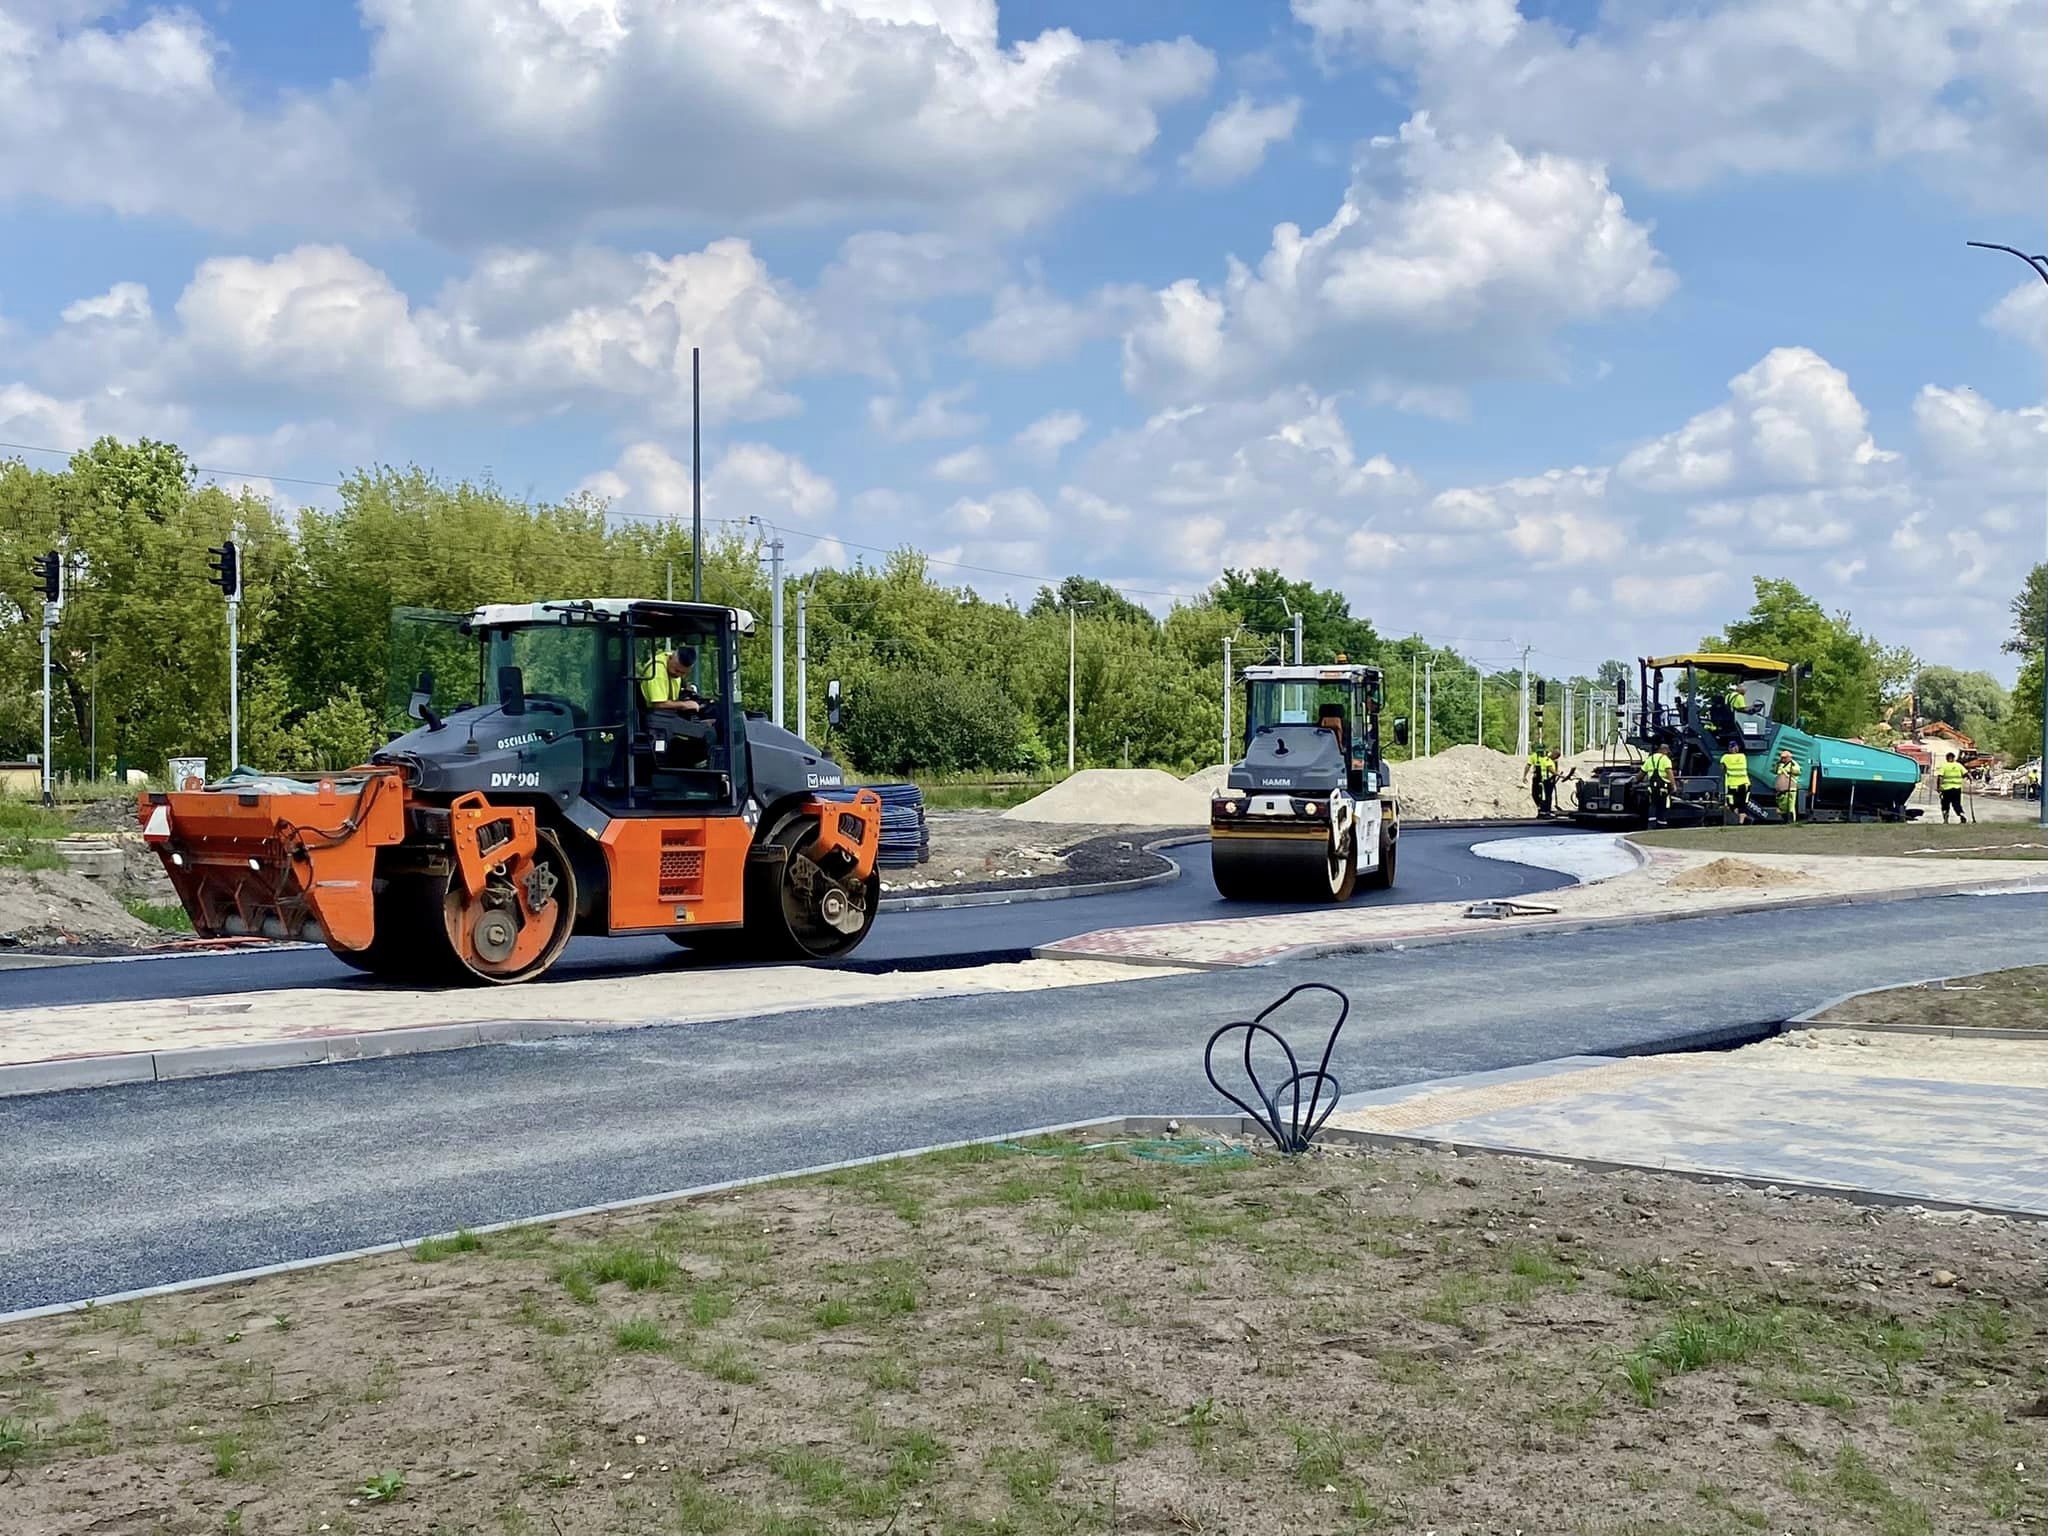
[29,550,60,605]
[207,540,240,599]
[1535,678,1547,706]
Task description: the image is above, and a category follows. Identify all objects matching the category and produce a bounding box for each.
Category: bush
[838,669,1032,776]
[276,685,384,772]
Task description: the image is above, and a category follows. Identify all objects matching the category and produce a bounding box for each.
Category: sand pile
[1391,745,1533,820]
[1668,857,1809,893]
[0,866,156,945]
[1182,764,1231,795]
[1003,769,1213,827]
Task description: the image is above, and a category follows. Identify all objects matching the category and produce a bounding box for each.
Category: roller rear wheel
[1211,830,1356,903]
[440,826,578,984]
[749,816,879,960]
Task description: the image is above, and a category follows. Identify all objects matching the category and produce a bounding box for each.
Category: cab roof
[470,598,757,635]
[1241,663,1382,682]
[1645,652,1788,677]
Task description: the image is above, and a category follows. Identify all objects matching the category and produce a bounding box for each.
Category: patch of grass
[123,897,193,931]
[1830,1445,1931,1534]
[1418,1272,1490,1328]
[412,1229,484,1262]
[356,1469,406,1504]
[688,1288,733,1326]
[813,1297,854,1329]
[612,1317,672,1353]
[513,1294,570,1336]
[671,1470,738,1532]
[1622,1307,1786,1402]
[0,842,66,871]
[768,1447,848,1504]
[1635,822,2048,863]
[210,1431,245,1478]
[862,1354,917,1392]
[0,1415,39,1469]
[702,1345,757,1385]
[1284,1422,1348,1485]
[1043,1400,1119,1465]
[990,1446,1059,1507]
[556,1242,678,1295]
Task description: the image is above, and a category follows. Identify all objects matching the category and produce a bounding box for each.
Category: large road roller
[1210,662,1403,902]
[140,599,882,984]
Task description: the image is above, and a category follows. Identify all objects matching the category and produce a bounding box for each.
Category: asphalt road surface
[0,826,1579,1008]
[5,888,2043,1312]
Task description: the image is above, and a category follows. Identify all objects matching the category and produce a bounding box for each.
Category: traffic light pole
[39,609,53,806]
[227,591,240,771]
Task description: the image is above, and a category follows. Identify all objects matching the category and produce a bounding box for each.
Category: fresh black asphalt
[4,887,2043,1312]
[0,826,1579,1008]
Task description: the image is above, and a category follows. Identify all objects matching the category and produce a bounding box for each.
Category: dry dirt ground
[1818,965,2048,1032]
[1633,824,2048,861]
[3,1135,2042,1535]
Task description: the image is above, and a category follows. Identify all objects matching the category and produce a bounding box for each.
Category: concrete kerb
[7,1107,2037,1327]
[1035,867,2048,970]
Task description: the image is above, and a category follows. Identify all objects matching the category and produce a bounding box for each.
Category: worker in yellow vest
[1720,746,1752,824]
[1936,751,1968,824]
[1527,747,1557,817]
[1773,748,1798,824]
[1639,745,1674,827]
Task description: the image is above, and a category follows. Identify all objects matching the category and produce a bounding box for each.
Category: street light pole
[795,584,809,743]
[1067,600,1093,774]
[1423,653,1433,756]
[1221,634,1234,767]
[747,516,786,728]
[1968,240,2048,830]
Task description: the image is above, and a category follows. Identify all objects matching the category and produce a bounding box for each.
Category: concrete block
[0,1052,157,1097]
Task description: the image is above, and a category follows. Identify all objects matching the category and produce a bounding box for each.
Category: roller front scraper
[1210,661,1405,903]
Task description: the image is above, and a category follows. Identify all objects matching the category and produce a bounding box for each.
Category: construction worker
[1773,749,1798,825]
[1936,751,1968,824]
[1527,745,1557,816]
[1721,744,1752,824]
[639,645,704,717]
[1725,683,1748,714]
[1639,743,1674,827]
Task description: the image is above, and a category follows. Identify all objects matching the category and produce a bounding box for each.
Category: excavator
[140,599,883,984]
[1571,653,1921,826]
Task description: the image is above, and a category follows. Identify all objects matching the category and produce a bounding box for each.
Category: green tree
[836,668,1031,776]
[1028,576,1155,629]
[1701,577,1886,738]
[1213,568,1380,664]
[2001,563,2046,767]
[1911,666,2007,746]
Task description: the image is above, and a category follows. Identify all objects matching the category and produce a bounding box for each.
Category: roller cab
[1210,663,1401,902]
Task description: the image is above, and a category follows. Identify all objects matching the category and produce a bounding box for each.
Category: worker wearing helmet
[1527,746,1557,817]
[1721,746,1752,824]
[1937,751,1968,824]
[1724,683,1749,714]
[1639,744,1674,827]
[1773,749,1798,824]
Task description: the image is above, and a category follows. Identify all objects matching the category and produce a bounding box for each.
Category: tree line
[1,438,2038,783]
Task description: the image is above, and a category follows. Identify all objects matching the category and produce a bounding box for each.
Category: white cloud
[1122,114,1673,404]
[1617,348,1894,495]
[1013,410,1087,465]
[1985,278,2048,357]
[1912,384,2048,490]
[1291,0,2048,208]
[870,385,986,442]
[2,1,1216,238]
[577,440,837,528]
[59,282,151,326]
[948,488,1051,538]
[930,445,995,483]
[961,283,1142,370]
[1179,95,1301,187]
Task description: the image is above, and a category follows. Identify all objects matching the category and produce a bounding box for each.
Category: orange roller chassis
[139,771,408,951]
[801,787,883,879]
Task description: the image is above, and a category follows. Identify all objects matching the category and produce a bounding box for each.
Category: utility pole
[690,345,703,605]
[1409,650,1419,759]
[89,634,99,782]
[795,585,809,743]
[1221,635,1234,766]
[1423,653,1434,757]
[1293,611,1304,665]
[1967,242,2048,829]
[31,548,60,805]
[1517,646,1531,758]
[1475,659,1484,750]
[748,516,786,728]
[665,559,673,602]
[1067,599,1092,773]
[1563,682,1574,758]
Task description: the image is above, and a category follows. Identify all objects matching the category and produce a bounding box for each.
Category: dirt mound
[1182,764,1230,794]
[0,865,155,945]
[1003,769,1211,826]
[1668,857,1810,892]
[1391,745,1532,821]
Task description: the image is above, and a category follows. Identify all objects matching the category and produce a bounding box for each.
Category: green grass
[911,778,1057,811]
[702,1344,757,1384]
[612,1317,673,1353]
[1620,1307,1786,1404]
[355,1469,406,1504]
[210,1431,245,1478]
[0,797,69,870]
[555,1241,678,1298]
[1817,964,2048,1032]
[412,1229,484,1262]
[122,897,193,931]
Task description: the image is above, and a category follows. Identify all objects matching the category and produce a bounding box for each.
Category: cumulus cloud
[1013,410,1087,465]
[2,1,1215,239]
[1180,95,1301,186]
[930,445,995,483]
[869,385,986,442]
[961,283,1143,370]
[577,440,837,527]
[1617,348,1894,495]
[1913,385,2048,492]
[1290,0,2048,208]
[1121,114,1673,404]
[1985,278,2048,357]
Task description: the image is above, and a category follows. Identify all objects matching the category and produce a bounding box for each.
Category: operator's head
[1946,751,1957,762]
[667,645,698,678]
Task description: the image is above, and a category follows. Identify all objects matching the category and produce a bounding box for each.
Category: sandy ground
[1752,1028,2048,1088]
[1045,837,2048,967]
[2,1132,2040,1534]
[0,865,155,946]
[0,957,1176,1068]
[1003,769,1212,826]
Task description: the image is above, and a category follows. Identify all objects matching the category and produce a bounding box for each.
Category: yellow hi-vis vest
[640,654,684,705]
[1721,751,1750,789]
[1643,752,1672,784]
[1937,760,1966,791]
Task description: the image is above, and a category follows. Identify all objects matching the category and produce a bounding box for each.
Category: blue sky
[2,0,2044,679]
